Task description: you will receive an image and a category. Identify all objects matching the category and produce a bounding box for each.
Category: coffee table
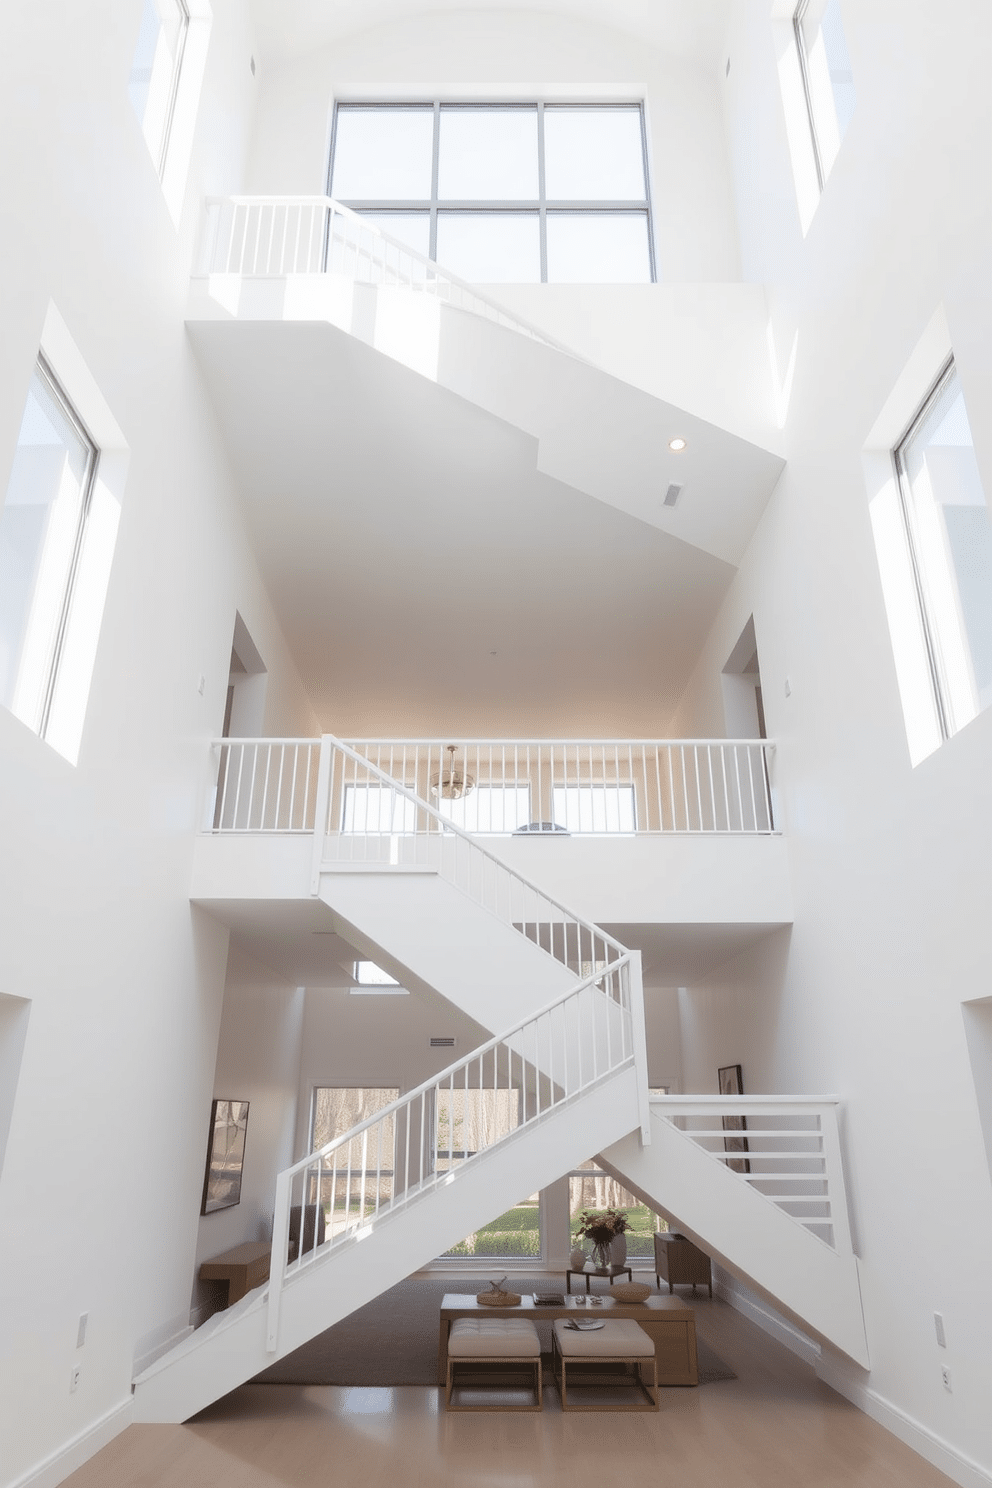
[566,1263,633,1293]
[439,1292,697,1388]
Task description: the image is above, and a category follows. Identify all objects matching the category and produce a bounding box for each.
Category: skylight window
[794,0,855,190]
[351,961,408,995]
[329,103,654,284]
[893,359,992,742]
[129,0,190,177]
[0,359,98,752]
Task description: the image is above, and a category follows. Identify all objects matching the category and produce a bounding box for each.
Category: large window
[552,784,636,834]
[894,360,992,741]
[0,359,98,744]
[329,103,654,284]
[794,0,855,190]
[311,1087,399,1236]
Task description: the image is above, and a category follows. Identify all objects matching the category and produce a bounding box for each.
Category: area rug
[252,1275,735,1386]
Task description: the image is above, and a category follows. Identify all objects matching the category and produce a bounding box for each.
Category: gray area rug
[252,1275,736,1386]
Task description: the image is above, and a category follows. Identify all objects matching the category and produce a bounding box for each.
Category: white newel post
[267,1169,291,1352]
[310,735,333,894]
[628,951,651,1145]
[819,1100,854,1255]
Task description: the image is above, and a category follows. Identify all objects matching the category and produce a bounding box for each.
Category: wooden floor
[64,1291,958,1488]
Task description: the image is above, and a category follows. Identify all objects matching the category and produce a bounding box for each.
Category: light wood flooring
[63,1289,959,1488]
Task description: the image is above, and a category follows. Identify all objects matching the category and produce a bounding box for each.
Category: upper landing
[191,736,793,985]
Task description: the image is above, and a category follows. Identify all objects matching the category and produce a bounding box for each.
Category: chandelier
[430,745,475,800]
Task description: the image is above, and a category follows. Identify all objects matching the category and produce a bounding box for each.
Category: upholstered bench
[445,1317,543,1411]
[552,1318,659,1411]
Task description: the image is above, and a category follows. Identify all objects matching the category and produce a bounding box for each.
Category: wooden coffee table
[439,1292,697,1388]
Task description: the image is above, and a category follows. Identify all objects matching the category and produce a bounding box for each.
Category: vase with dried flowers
[573,1207,631,1271]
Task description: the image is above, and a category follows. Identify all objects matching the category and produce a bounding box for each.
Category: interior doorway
[721,616,766,738]
[223,612,267,738]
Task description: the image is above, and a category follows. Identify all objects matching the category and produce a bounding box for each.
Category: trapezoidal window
[894,358,992,741]
[329,102,654,284]
[793,0,856,190]
[129,0,190,177]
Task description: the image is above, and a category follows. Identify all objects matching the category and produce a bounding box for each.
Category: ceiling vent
[430,1036,457,1048]
[663,482,684,508]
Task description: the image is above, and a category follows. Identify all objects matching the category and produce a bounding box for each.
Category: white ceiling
[248,1,733,70]
[190,317,740,735]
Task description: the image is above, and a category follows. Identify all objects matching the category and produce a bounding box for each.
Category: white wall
[671,4,992,1481]
[0,4,321,1485]
[191,947,304,1323]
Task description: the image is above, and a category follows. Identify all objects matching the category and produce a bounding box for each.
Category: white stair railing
[205,736,776,837]
[650,1095,853,1252]
[267,969,636,1350]
[197,196,574,355]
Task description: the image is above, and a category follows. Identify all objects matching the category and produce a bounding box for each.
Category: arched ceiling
[247,1,733,70]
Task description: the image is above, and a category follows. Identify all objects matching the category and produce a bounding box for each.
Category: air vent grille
[663,482,683,508]
[430,1036,456,1048]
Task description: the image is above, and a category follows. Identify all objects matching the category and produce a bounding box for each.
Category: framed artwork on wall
[718,1063,750,1174]
[201,1098,250,1214]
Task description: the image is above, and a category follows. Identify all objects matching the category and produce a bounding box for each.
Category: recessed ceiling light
[669,437,687,452]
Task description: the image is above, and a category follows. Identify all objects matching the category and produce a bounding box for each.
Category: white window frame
[792,0,854,193]
[0,305,128,764]
[328,101,656,283]
[892,356,989,744]
[128,0,212,224]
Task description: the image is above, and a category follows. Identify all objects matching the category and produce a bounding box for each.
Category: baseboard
[815,1353,992,1488]
[714,1270,820,1367]
[133,1322,195,1376]
[8,1397,132,1488]
[717,1271,992,1488]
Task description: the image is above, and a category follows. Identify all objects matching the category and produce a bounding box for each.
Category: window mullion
[430,101,440,262]
[794,0,826,192]
[537,101,547,283]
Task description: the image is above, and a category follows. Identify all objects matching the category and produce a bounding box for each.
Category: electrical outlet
[70,1366,81,1393]
[941,1366,952,1392]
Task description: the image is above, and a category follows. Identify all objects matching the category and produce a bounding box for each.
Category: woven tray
[477,1288,521,1306]
[608,1281,653,1303]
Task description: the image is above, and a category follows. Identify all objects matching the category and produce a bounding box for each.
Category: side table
[566,1262,633,1293]
[653,1232,712,1297]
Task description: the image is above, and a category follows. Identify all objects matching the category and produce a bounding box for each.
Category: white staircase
[135,735,867,1421]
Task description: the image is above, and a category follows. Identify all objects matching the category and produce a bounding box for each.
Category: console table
[439,1292,698,1387]
[198,1240,271,1307]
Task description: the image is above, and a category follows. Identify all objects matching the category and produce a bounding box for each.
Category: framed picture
[718,1064,750,1174]
[201,1099,250,1214]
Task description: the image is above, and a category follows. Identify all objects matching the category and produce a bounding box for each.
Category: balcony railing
[197,195,573,354]
[207,737,776,838]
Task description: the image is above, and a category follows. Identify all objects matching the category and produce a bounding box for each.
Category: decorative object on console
[610,1281,653,1304]
[573,1207,631,1271]
[569,1245,587,1270]
[201,1098,250,1214]
[610,1233,627,1266]
[477,1276,521,1306]
[718,1063,750,1174]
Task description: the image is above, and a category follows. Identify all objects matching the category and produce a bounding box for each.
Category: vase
[610,1234,627,1267]
[569,1246,587,1270]
[592,1241,612,1271]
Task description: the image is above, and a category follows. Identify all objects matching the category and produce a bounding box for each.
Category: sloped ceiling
[248,0,733,69]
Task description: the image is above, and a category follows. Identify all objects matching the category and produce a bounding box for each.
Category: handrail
[198,195,578,358]
[266,965,637,1349]
[323,733,629,956]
